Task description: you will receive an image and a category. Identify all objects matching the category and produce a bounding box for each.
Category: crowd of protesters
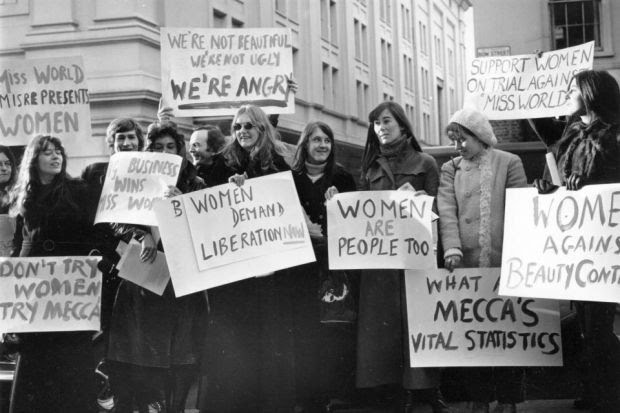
[0,69,619,413]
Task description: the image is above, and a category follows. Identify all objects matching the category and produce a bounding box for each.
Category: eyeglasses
[233,123,255,131]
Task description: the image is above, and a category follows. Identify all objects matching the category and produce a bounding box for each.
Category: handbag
[318,270,356,323]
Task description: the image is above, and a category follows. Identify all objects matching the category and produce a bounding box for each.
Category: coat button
[465,217,471,224]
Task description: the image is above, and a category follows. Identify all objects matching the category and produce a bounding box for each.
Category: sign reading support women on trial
[500,184,620,303]
[327,191,435,270]
[405,268,562,367]
[0,57,95,155]
[160,27,294,117]
[154,171,315,296]
[95,152,182,226]
[465,42,594,120]
[0,256,102,333]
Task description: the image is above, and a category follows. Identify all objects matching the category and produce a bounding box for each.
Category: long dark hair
[572,70,620,125]
[10,135,78,224]
[292,121,336,177]
[361,101,422,176]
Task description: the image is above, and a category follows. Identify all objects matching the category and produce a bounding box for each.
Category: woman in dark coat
[530,70,620,413]
[356,102,448,412]
[198,105,293,413]
[107,122,207,413]
[9,135,98,413]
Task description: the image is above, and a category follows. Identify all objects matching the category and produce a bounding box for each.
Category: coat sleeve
[506,155,528,189]
[437,161,461,256]
[11,215,23,257]
[423,156,440,197]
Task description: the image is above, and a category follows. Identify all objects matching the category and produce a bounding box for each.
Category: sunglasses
[233,122,255,131]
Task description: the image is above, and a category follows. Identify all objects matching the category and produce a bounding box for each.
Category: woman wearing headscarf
[356,101,448,412]
[437,108,527,413]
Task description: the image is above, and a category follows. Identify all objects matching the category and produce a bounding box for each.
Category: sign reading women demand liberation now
[0,56,95,155]
[465,41,594,120]
[500,184,620,303]
[327,191,435,270]
[0,256,102,333]
[161,27,294,117]
[154,172,315,296]
[405,268,562,367]
[95,152,182,226]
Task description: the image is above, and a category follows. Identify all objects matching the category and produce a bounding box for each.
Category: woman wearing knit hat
[437,108,527,413]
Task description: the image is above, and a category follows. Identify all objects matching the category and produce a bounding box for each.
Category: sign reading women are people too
[0,256,102,333]
[465,42,594,120]
[405,268,562,367]
[154,172,315,296]
[500,184,620,302]
[0,57,95,155]
[95,152,182,226]
[327,191,435,270]
[161,27,294,117]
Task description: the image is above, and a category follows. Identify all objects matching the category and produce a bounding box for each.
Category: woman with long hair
[530,69,620,412]
[356,101,447,412]
[9,135,97,412]
[0,145,17,213]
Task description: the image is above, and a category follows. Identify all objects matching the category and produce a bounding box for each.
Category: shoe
[492,403,516,413]
[471,401,489,413]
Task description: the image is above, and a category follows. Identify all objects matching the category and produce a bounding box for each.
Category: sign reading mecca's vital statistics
[0,56,95,155]
[160,27,294,117]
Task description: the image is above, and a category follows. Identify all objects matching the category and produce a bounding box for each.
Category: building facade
[0,0,472,172]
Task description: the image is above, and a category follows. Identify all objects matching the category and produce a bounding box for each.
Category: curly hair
[106,118,145,152]
[145,121,185,155]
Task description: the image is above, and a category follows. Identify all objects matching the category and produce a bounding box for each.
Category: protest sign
[500,184,620,302]
[327,191,435,270]
[0,57,95,155]
[116,241,170,296]
[161,27,294,117]
[465,42,594,120]
[0,256,102,333]
[405,268,562,367]
[94,152,182,226]
[154,171,315,296]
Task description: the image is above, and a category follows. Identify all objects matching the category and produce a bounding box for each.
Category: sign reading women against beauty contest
[161,27,294,117]
[0,56,95,155]
[500,184,620,303]
[405,268,562,367]
[0,256,102,333]
[154,171,315,296]
[327,191,435,270]
[95,152,182,226]
[465,41,594,120]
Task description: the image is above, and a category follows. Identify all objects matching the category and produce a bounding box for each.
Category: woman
[198,105,292,413]
[437,108,527,413]
[107,122,207,413]
[9,135,97,413]
[289,121,357,410]
[356,101,447,412]
[530,70,620,413]
[0,146,17,255]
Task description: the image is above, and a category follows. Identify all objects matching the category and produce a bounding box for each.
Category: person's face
[113,130,140,153]
[233,113,260,150]
[566,80,586,116]
[152,135,178,155]
[448,128,485,160]
[306,128,332,164]
[37,142,63,182]
[189,131,209,164]
[373,109,404,145]
[0,153,12,185]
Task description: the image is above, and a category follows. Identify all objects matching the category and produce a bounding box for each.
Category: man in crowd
[188,125,227,181]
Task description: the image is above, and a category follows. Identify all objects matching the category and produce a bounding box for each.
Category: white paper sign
[500,184,620,302]
[327,191,435,270]
[406,268,563,367]
[116,242,170,296]
[0,256,102,333]
[94,152,182,226]
[161,27,294,117]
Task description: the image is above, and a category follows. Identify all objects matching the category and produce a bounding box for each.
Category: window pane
[553,3,565,25]
[583,1,594,22]
[566,2,583,25]
[584,24,595,42]
[568,25,583,46]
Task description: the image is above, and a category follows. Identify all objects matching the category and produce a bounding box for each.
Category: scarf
[305,161,327,183]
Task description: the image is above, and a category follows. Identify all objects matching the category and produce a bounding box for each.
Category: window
[549,0,600,49]
[402,6,412,41]
[354,19,361,59]
[321,0,338,44]
[447,48,455,76]
[275,0,286,15]
[321,0,329,39]
[332,67,340,108]
[434,35,443,67]
[232,18,244,28]
[356,80,369,118]
[213,9,226,27]
[403,55,414,91]
[419,22,428,55]
[381,39,387,76]
[322,63,331,107]
[361,23,368,62]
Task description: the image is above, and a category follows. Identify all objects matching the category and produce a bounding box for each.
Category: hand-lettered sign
[0,256,102,333]
[154,171,315,296]
[327,191,435,270]
[161,27,294,117]
[0,57,95,155]
[500,184,620,303]
[94,152,182,226]
[465,42,594,119]
[405,268,562,367]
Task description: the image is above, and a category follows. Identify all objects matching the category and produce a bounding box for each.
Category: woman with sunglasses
[9,135,98,413]
[198,105,293,413]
